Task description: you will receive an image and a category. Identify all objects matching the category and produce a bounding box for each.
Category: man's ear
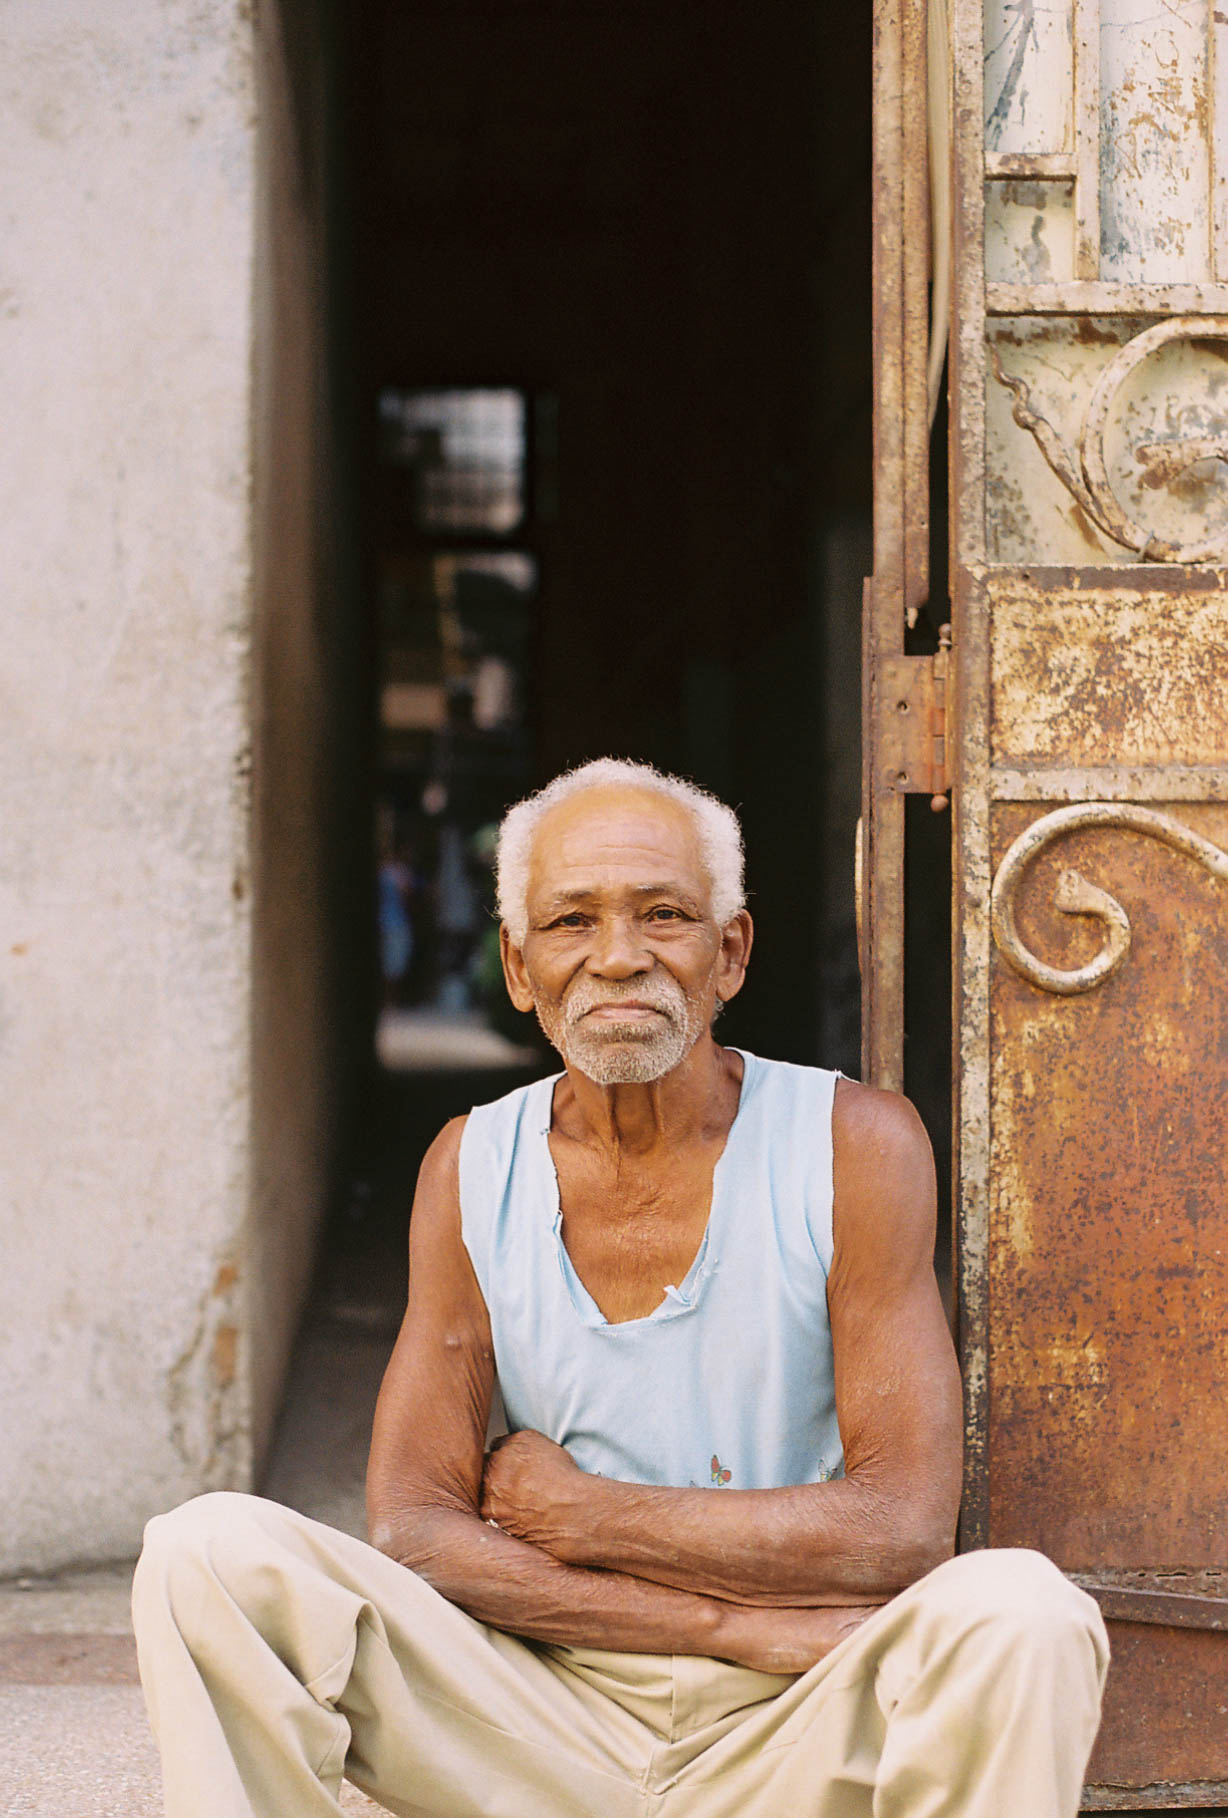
[500,924,537,1012]
[715,910,753,1005]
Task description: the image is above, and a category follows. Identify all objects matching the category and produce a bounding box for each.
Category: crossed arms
[366,1080,963,1674]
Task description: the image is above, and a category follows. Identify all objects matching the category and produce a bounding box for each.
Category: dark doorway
[352,0,873,1063]
[265,0,883,1525]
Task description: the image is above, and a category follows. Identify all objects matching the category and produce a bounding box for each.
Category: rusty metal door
[867,0,1228,1805]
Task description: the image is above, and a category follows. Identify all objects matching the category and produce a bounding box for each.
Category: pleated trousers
[132,1491,1108,1818]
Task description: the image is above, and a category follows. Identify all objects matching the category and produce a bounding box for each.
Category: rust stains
[211,1323,238,1389]
[987,803,1228,1566]
[989,577,1228,768]
[1088,1624,1228,1791]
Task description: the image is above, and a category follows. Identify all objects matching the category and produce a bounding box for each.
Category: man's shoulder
[733,1050,845,1129]
[416,1115,468,1193]
[829,1082,936,1259]
[733,1049,841,1091]
[460,1068,559,1145]
[830,1076,930,1157]
[421,1069,559,1162]
[739,1054,928,1159]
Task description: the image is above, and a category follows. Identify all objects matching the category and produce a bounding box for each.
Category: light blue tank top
[458,1051,844,1491]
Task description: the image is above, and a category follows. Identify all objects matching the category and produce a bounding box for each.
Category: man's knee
[139,1489,272,1570]
[134,1491,289,1640]
[915,1548,1109,1675]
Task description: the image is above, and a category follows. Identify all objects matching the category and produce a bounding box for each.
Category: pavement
[375,1007,539,1073]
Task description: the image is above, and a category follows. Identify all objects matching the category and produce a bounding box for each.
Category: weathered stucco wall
[0,0,347,1573]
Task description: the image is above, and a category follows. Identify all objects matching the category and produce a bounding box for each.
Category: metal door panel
[1086,1624,1228,1806]
[988,571,1228,768]
[987,799,1228,1562]
[869,0,1228,1800]
[984,322,1228,566]
[949,0,1228,1793]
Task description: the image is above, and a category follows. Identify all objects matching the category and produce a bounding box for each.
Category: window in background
[374,390,547,1070]
[378,387,527,534]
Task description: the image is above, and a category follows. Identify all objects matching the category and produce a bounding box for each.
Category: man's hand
[715,1601,880,1675]
[480,1430,590,1555]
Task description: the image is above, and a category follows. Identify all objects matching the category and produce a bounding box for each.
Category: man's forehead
[527,787,706,889]
[534,879,708,916]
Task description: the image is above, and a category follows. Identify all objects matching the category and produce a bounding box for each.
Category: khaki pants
[132,1492,1108,1818]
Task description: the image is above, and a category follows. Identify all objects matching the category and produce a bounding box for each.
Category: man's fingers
[478,1475,501,1522]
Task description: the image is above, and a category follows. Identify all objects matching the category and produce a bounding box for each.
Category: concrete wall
[0,0,348,1573]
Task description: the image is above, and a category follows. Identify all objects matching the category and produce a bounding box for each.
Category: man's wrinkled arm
[366,1121,878,1671]
[480,1083,963,1607]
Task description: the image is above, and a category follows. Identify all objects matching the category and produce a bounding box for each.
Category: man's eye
[549,913,588,929]
[647,906,684,922]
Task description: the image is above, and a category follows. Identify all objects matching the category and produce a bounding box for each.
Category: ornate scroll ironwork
[991,802,1228,995]
[990,316,1228,562]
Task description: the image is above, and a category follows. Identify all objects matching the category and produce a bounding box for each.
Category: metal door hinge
[877,623,952,811]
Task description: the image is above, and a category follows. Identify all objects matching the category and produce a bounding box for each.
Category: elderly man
[134,758,1108,1818]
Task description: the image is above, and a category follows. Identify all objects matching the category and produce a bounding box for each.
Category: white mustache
[563,977,686,1028]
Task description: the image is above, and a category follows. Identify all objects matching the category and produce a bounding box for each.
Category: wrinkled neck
[557,1036,742,1157]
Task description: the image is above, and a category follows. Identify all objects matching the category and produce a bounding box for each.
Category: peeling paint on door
[862,0,1228,1801]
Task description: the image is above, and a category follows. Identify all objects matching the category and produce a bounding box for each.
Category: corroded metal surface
[993,764,1228,803]
[987,801,1228,1566]
[1083,1586,1228,1631]
[988,571,1228,768]
[877,626,952,806]
[946,0,1228,1801]
[988,280,1228,315]
[863,0,930,1092]
[991,319,1228,560]
[985,179,1077,287]
[950,0,994,1556]
[990,802,1228,993]
[983,0,1073,157]
[1100,0,1211,284]
[985,319,1228,564]
[1087,1624,1228,1795]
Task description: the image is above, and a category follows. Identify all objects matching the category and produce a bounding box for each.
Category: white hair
[496,758,745,946]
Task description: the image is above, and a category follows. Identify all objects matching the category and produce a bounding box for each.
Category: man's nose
[584,916,652,977]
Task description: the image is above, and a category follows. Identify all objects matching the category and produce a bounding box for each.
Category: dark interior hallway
[265,0,952,1517]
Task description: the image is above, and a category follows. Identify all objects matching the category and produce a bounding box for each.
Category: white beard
[535,972,711,1085]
